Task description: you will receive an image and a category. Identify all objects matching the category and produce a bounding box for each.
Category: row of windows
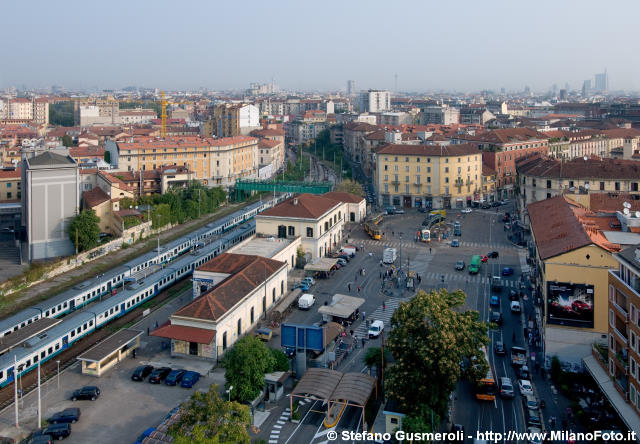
[524,177,637,192]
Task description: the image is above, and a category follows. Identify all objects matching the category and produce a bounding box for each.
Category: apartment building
[285,119,327,146]
[256,194,347,260]
[419,104,459,125]
[375,143,482,209]
[1,98,49,125]
[546,130,609,159]
[211,104,260,137]
[0,168,21,201]
[75,98,119,126]
[359,90,391,113]
[119,109,157,125]
[602,128,640,160]
[107,135,258,188]
[517,157,640,225]
[459,107,494,125]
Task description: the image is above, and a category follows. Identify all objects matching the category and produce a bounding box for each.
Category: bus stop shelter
[318,294,365,323]
[77,329,143,377]
[304,258,338,278]
[290,368,376,430]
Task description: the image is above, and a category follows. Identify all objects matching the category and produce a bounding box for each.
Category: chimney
[293,198,298,205]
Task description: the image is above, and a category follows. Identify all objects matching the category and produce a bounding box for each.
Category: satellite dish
[624,208,630,215]
[584,183,590,190]
[624,202,632,208]
[583,156,588,161]
[636,211,640,218]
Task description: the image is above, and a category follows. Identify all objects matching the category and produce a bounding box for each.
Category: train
[0,220,259,387]
[0,195,288,339]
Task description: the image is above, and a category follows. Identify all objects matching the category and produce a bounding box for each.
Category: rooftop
[375,143,479,157]
[517,157,640,180]
[228,236,295,259]
[26,151,76,168]
[259,194,342,220]
[82,187,110,208]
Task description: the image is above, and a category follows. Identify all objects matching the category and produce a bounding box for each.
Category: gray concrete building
[22,152,79,261]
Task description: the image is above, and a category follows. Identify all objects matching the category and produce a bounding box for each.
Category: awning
[151,322,215,344]
[318,294,365,319]
[304,258,338,272]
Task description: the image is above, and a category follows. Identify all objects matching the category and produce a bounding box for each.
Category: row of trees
[383,289,490,432]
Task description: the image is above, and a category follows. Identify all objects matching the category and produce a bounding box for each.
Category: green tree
[223,336,275,402]
[104,150,111,164]
[269,348,290,372]
[295,245,306,269]
[170,384,251,444]
[61,134,73,147]
[385,289,489,417]
[68,209,101,252]
[334,178,364,196]
[363,347,389,373]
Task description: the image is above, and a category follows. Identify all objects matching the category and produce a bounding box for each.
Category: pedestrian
[383,301,386,310]
[348,283,352,292]
[147,327,150,336]
[512,331,516,342]
[357,285,361,293]
[379,271,382,279]
[132,349,136,359]
[361,337,366,348]
[362,311,366,321]
[350,329,354,337]
[392,231,394,236]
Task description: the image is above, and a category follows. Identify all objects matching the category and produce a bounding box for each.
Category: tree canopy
[223,336,288,403]
[385,289,489,417]
[170,384,251,444]
[68,209,101,252]
[334,178,364,196]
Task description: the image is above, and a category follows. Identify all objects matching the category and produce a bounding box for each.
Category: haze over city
[2,0,640,92]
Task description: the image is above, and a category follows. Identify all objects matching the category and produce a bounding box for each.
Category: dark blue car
[502,267,514,276]
[490,295,500,307]
[165,369,186,386]
[180,371,200,388]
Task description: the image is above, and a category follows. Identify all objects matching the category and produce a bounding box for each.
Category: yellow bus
[429,209,446,218]
[475,346,496,401]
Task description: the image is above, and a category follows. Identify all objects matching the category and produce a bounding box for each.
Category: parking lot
[0,288,223,443]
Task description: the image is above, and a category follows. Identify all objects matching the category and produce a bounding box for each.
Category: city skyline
[1,0,639,92]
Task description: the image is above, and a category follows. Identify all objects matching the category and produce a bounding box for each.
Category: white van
[368,320,384,338]
[340,245,357,256]
[383,248,397,264]
[298,293,315,310]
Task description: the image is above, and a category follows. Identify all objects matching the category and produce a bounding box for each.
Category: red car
[571,300,592,313]
[481,255,488,263]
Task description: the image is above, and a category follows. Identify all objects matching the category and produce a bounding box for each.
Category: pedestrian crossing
[353,297,406,338]
[268,406,291,443]
[419,272,520,288]
[358,238,515,251]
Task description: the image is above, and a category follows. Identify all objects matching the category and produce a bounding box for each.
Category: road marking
[273,424,282,429]
[276,420,285,425]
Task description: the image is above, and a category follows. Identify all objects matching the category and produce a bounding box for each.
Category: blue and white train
[0,220,258,387]
[0,195,288,340]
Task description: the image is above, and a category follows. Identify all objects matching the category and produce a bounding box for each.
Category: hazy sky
[2,0,639,92]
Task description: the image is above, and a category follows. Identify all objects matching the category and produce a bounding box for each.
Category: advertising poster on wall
[547,282,594,328]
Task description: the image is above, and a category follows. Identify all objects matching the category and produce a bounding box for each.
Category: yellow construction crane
[160,91,168,138]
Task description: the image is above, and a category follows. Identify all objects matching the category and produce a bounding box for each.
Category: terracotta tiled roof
[589,194,640,213]
[117,135,256,151]
[250,128,285,137]
[259,194,342,220]
[324,191,365,204]
[258,139,280,149]
[528,196,592,260]
[364,130,386,141]
[151,322,215,344]
[375,143,479,157]
[343,122,379,132]
[482,165,496,176]
[517,157,640,180]
[0,168,21,179]
[477,128,549,144]
[83,187,110,208]
[174,254,286,321]
[99,171,132,190]
[69,146,105,158]
[601,128,640,139]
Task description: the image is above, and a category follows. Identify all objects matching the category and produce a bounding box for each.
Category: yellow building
[374,143,482,209]
[0,168,21,202]
[107,135,259,188]
[256,194,347,260]
[528,196,621,364]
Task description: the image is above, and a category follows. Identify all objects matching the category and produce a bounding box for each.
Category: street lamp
[226,385,233,402]
[56,360,60,389]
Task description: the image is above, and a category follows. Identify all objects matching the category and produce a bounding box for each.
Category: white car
[510,300,521,313]
[368,320,384,338]
[461,208,472,214]
[518,379,533,396]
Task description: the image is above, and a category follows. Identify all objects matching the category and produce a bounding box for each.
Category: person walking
[348,283,352,292]
[383,301,386,310]
[429,247,432,254]
[362,311,366,321]
[357,285,361,293]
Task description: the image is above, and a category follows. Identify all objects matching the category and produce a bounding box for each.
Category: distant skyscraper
[559,89,567,100]
[347,80,356,97]
[595,70,608,91]
[582,80,592,96]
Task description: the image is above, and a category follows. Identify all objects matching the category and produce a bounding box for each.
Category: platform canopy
[304,258,338,272]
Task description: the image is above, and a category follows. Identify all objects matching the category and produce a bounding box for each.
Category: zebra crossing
[420,271,519,288]
[268,405,294,444]
[353,297,406,338]
[358,238,514,251]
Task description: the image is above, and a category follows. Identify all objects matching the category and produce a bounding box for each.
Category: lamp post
[56,360,60,389]
[226,385,233,402]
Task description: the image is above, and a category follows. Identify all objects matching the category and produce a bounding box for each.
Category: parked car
[165,369,187,386]
[336,258,347,266]
[461,208,472,214]
[502,267,514,276]
[510,300,521,313]
[451,240,459,247]
[523,394,539,410]
[336,253,351,262]
[487,251,499,258]
[148,367,172,384]
[28,435,53,444]
[71,386,100,401]
[455,260,465,271]
[385,206,396,215]
[481,255,488,263]
[509,290,519,301]
[492,201,501,207]
[181,371,200,388]
[450,423,464,442]
[291,282,310,292]
[518,379,534,396]
[502,214,510,222]
[481,203,491,209]
[499,377,515,398]
[526,408,542,427]
[394,208,405,214]
[131,365,154,381]
[490,295,500,307]
[368,320,384,338]
[49,408,80,424]
[490,311,503,326]
[41,424,71,440]
[494,341,506,355]
[255,328,272,341]
[518,365,531,380]
[302,277,315,286]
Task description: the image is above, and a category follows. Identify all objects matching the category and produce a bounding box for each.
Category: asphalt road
[259,203,529,443]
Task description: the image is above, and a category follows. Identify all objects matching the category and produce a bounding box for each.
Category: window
[615,182,621,191]
[405,176,409,182]
[237,319,242,336]
[6,192,10,199]
[445,177,449,183]
[324,221,329,231]
[445,167,449,173]
[281,280,284,295]
[306,227,313,237]
[272,288,276,303]
[288,226,295,236]
[384,175,388,181]
[394,165,398,171]
[250,307,254,324]
[391,417,398,424]
[546,180,551,188]
[405,185,410,193]
[6,183,11,188]
[222,332,227,350]
[384,165,388,171]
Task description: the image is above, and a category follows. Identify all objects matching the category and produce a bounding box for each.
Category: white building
[359,90,391,113]
[238,104,260,135]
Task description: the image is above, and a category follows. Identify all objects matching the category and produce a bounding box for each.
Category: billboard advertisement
[546,282,594,328]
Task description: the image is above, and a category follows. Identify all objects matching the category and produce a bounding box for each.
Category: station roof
[228,235,294,258]
[0,318,61,356]
[291,368,376,407]
[304,257,338,272]
[151,322,216,344]
[318,294,364,319]
[77,329,143,363]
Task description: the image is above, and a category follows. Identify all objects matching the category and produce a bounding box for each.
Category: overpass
[234,179,333,200]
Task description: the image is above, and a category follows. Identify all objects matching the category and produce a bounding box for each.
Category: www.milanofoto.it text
[475,430,637,443]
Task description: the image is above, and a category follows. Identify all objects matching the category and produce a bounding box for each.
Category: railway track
[0,279,191,411]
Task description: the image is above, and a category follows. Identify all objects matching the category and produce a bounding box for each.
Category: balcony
[613,325,628,344]
[391,180,400,185]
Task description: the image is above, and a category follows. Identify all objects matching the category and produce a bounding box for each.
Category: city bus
[469,255,482,274]
[475,346,496,401]
[420,229,431,243]
[429,209,446,218]
[364,213,384,240]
